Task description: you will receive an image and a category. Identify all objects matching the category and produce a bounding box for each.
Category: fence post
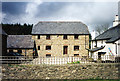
[72,56,73,62]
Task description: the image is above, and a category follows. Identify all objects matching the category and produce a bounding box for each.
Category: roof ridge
[32,21,89,34]
[37,21,83,23]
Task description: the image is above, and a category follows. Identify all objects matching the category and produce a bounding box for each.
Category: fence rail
[0,55,120,65]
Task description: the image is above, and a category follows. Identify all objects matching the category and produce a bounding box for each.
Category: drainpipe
[114,43,117,55]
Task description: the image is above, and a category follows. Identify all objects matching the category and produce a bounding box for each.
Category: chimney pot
[113,15,120,27]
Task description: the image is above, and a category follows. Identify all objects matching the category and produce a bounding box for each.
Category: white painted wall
[91,40,106,49]
[115,39,120,56]
[91,39,120,61]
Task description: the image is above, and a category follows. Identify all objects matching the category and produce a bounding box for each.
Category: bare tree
[95,23,109,35]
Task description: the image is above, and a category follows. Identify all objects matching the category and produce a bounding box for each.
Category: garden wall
[2,63,120,79]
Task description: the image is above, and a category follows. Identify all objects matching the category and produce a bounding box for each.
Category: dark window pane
[74,46,79,51]
[46,54,51,57]
[9,49,13,53]
[63,35,67,39]
[74,35,79,39]
[38,35,40,39]
[46,46,51,50]
[18,50,22,53]
[46,35,50,40]
[38,46,40,50]
[74,54,79,57]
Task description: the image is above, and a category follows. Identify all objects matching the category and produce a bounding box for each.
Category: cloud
[25,0,43,17]
[2,2,27,15]
[50,2,117,31]
[1,2,118,32]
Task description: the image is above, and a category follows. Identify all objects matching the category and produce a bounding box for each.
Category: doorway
[98,52,101,60]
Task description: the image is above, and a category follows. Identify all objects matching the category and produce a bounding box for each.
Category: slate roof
[87,46,105,52]
[32,21,89,34]
[7,35,34,49]
[94,24,120,43]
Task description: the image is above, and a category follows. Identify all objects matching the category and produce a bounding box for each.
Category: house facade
[90,15,120,61]
[7,35,37,57]
[32,21,90,57]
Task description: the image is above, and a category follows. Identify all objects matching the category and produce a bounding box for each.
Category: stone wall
[32,35,89,57]
[2,63,120,79]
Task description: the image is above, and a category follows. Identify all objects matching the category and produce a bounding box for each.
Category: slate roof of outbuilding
[7,35,34,49]
[94,24,120,43]
[87,46,105,52]
[32,21,89,34]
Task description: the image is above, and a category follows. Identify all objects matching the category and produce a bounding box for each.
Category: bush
[88,58,94,62]
[67,61,80,64]
[75,61,80,64]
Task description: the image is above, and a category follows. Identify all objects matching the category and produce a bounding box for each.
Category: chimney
[113,15,120,27]
[91,30,96,40]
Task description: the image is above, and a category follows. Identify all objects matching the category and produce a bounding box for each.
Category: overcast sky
[1,0,119,32]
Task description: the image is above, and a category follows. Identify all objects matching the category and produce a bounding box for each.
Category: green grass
[67,61,80,64]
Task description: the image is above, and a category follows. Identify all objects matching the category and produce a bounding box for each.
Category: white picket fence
[30,56,87,65]
[92,55,120,61]
[1,55,120,64]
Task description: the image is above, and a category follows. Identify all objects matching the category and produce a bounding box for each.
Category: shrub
[67,61,80,64]
[88,58,94,62]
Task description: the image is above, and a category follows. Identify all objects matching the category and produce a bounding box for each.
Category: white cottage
[90,15,120,61]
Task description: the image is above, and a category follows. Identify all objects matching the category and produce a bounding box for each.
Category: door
[98,52,101,60]
[63,46,68,54]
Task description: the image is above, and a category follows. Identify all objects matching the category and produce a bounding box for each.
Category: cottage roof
[87,46,105,52]
[32,21,89,34]
[7,35,34,49]
[94,24,120,43]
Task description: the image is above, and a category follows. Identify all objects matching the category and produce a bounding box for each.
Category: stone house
[7,35,37,57]
[32,21,90,57]
[90,15,120,61]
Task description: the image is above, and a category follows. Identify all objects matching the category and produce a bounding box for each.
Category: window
[9,49,13,53]
[18,50,22,53]
[46,46,51,50]
[74,46,79,51]
[74,54,79,57]
[46,35,50,40]
[74,35,79,39]
[63,35,67,39]
[38,46,40,50]
[101,40,103,44]
[63,46,68,54]
[38,35,40,39]
[46,54,51,57]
